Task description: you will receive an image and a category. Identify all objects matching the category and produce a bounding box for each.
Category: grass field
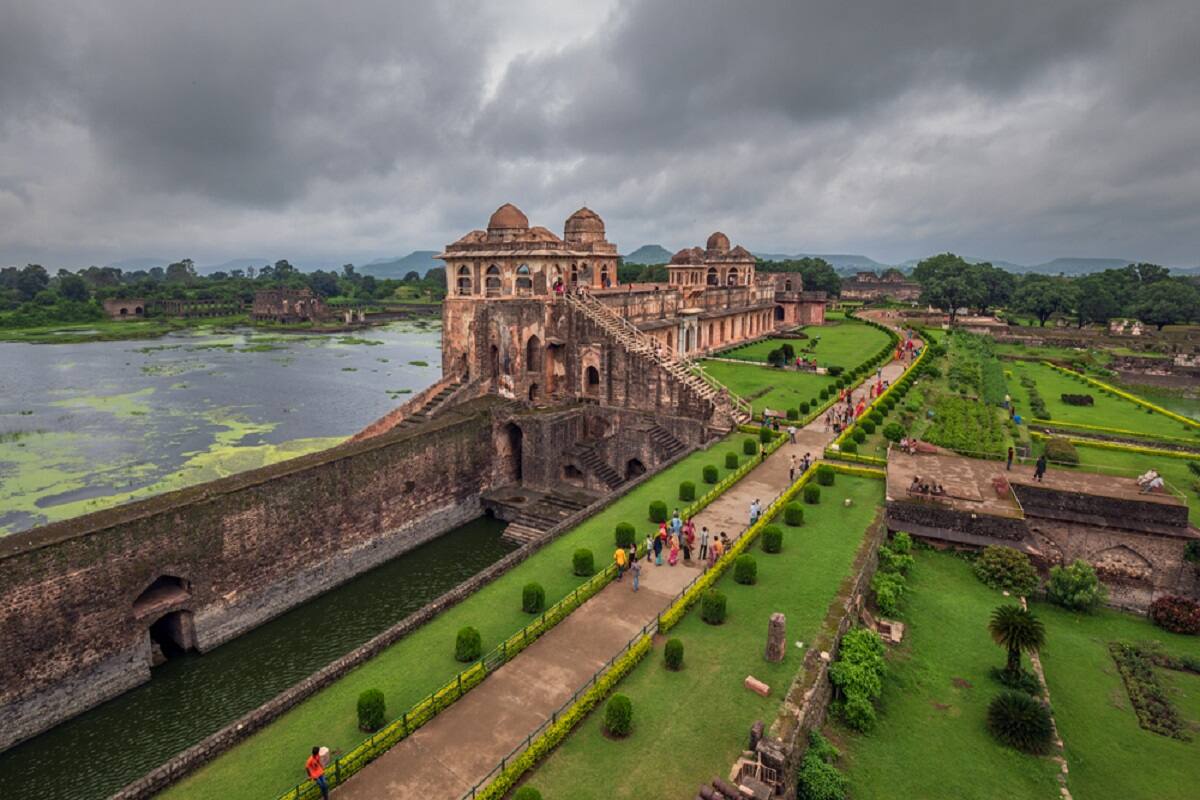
[1038,602,1200,800]
[718,321,891,370]
[520,476,884,800]
[699,359,834,416]
[1008,361,1198,441]
[162,437,745,800]
[832,550,1060,800]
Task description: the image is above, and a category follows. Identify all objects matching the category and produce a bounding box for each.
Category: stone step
[501,522,544,545]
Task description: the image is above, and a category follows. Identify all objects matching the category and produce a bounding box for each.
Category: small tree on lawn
[988,605,1045,678]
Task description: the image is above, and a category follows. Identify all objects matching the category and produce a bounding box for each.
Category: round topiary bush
[852,428,867,444]
[882,422,905,443]
[786,407,799,421]
[649,500,668,523]
[973,545,1039,595]
[357,688,386,732]
[784,502,804,526]
[860,420,876,434]
[725,452,739,469]
[701,590,728,625]
[759,426,773,444]
[816,464,835,486]
[664,638,684,671]
[819,387,829,400]
[614,522,636,549]
[522,582,546,614]
[868,410,884,425]
[703,464,720,484]
[455,627,482,662]
[763,525,784,553]
[679,480,696,501]
[804,484,821,504]
[514,788,543,800]
[573,548,595,577]
[842,441,858,454]
[604,694,633,737]
[744,438,759,456]
[799,401,811,414]
[986,691,1054,754]
[734,554,758,585]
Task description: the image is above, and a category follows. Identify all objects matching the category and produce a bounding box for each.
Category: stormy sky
[2,0,1198,269]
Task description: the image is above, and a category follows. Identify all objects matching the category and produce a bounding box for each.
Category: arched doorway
[515,264,532,294]
[775,305,785,321]
[528,383,539,402]
[563,464,585,486]
[626,458,646,479]
[504,422,523,482]
[526,335,543,373]
[584,365,601,396]
[485,265,501,297]
[706,267,718,286]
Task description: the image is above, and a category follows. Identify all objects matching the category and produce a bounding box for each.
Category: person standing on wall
[1006,446,1014,471]
[306,747,329,800]
[1034,453,1047,482]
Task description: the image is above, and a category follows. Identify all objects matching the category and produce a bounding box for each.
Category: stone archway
[504,422,524,482]
[626,458,646,479]
[584,365,601,396]
[133,575,196,665]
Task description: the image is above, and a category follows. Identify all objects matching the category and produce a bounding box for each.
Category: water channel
[0,515,514,800]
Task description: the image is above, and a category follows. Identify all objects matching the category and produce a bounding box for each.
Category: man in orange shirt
[307,746,329,800]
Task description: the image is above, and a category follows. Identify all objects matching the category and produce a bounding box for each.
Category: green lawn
[520,476,884,800]
[1037,601,1200,800]
[1008,361,1198,441]
[699,359,834,416]
[162,437,745,800]
[832,550,1060,800]
[719,321,891,370]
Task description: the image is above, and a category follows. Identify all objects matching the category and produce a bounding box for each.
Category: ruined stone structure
[840,270,921,302]
[103,298,147,319]
[251,287,327,323]
[158,298,244,318]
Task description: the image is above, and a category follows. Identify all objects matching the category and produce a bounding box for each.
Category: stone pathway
[335,323,917,799]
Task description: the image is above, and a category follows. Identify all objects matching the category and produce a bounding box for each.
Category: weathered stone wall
[0,397,507,752]
[1012,482,1190,530]
[885,498,1027,541]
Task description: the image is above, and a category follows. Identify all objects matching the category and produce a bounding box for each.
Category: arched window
[706,267,718,286]
[515,264,532,294]
[457,266,473,295]
[570,263,579,285]
[526,334,543,373]
[600,266,610,288]
[784,279,793,292]
[726,267,739,286]
[584,365,600,395]
[485,265,501,297]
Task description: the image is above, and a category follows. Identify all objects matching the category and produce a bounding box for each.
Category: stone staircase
[566,441,625,490]
[396,379,463,430]
[563,293,752,425]
[648,425,688,460]
[502,491,594,545]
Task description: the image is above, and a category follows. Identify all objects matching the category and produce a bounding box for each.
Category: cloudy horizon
[2,0,1198,270]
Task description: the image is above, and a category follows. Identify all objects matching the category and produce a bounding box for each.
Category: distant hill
[360,250,441,279]
[1026,257,1131,275]
[754,252,892,272]
[622,244,673,264]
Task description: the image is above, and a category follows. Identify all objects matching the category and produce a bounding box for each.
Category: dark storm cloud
[1,0,1198,267]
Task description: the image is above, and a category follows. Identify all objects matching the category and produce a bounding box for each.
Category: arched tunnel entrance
[134,575,197,666]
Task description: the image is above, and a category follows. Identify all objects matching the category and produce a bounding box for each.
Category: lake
[0,320,443,535]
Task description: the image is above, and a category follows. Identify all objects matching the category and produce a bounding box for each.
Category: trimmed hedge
[649,500,668,523]
[799,401,811,414]
[763,525,784,553]
[614,522,636,549]
[455,627,482,662]
[744,438,759,455]
[604,694,633,737]
[703,464,719,484]
[860,420,875,435]
[759,427,774,444]
[725,452,739,469]
[734,554,758,585]
[522,582,546,614]
[816,464,835,486]
[664,638,684,671]
[679,481,696,501]
[804,485,821,504]
[786,408,799,420]
[357,689,386,732]
[573,548,595,577]
[701,590,728,625]
[852,428,867,444]
[841,441,858,454]
[784,502,804,526]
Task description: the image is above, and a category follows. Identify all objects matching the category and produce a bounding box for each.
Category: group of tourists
[614,510,733,592]
[908,475,947,496]
[789,452,812,481]
[1136,469,1166,494]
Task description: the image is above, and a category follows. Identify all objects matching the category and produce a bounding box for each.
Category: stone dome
[487,203,529,231]
[706,232,731,252]
[564,206,605,236]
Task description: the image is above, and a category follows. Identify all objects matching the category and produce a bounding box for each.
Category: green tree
[57,273,90,302]
[306,270,340,297]
[16,264,49,300]
[165,259,197,284]
[988,604,1045,677]
[403,270,421,282]
[1012,274,1075,326]
[1130,279,1200,330]
[974,263,1015,315]
[913,253,984,323]
[1074,274,1121,327]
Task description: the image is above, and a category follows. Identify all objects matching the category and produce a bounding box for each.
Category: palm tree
[989,604,1046,676]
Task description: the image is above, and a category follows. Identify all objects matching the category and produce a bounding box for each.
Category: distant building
[158,298,243,318]
[840,269,921,302]
[102,298,147,319]
[251,288,327,323]
[1109,318,1144,336]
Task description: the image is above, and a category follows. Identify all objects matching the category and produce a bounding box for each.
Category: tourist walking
[614,544,627,581]
[683,519,695,561]
[749,500,759,525]
[1034,454,1047,482]
[668,533,680,566]
[306,747,329,800]
[1006,446,1014,471]
[699,526,710,560]
[630,555,641,592]
[644,533,653,562]
[788,424,797,444]
[802,452,812,472]
[653,531,664,565]
[789,454,797,481]
[671,509,683,538]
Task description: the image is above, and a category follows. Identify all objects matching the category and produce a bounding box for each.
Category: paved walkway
[335,320,916,799]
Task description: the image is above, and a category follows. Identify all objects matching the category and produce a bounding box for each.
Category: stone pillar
[765,612,786,662]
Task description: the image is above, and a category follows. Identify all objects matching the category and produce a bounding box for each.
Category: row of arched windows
[454,262,611,296]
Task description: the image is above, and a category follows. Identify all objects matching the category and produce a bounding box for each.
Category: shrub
[679,481,696,501]
[701,590,727,624]
[1047,560,1107,613]
[883,397,896,412]
[819,387,829,400]
[614,522,636,549]
[803,484,821,504]
[702,464,719,484]
[1043,437,1079,465]
[799,401,811,414]
[871,570,905,616]
[455,627,482,662]
[725,452,739,469]
[744,438,759,455]
[891,531,913,553]
[852,428,867,444]
[734,554,758,585]
[877,545,914,575]
[604,694,633,737]
[986,691,1054,754]
[763,525,784,553]
[828,365,844,377]
[784,502,804,526]
[816,464,835,485]
[1148,595,1200,634]
[522,582,546,613]
[649,500,668,523]
[881,422,905,443]
[860,420,875,434]
[841,441,858,454]
[974,546,1039,595]
[514,789,543,800]
[357,689,386,732]
[759,426,773,444]
[991,665,1042,695]
[786,407,799,420]
[829,628,886,733]
[868,410,884,425]
[797,731,847,800]
[573,548,595,577]
[664,638,684,670]
[1061,393,1094,406]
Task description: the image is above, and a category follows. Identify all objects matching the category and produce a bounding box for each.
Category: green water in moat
[0,516,513,800]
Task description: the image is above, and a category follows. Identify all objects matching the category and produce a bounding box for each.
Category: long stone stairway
[395,379,463,430]
[563,293,752,425]
[567,441,625,490]
[501,490,595,545]
[648,424,688,460]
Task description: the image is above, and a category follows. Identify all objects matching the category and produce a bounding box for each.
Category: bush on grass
[1149,595,1200,634]
[679,481,696,501]
[828,365,844,377]
[890,531,913,554]
[522,582,546,614]
[797,731,847,800]
[744,438,759,456]
[1043,437,1079,465]
[787,407,799,420]
[852,428,867,444]
[357,689,386,732]
[734,554,758,585]
[804,485,821,504]
[664,638,684,671]
[868,410,884,425]
[455,627,482,662]
[830,627,886,733]
[841,441,858,454]
[573,548,595,577]
[974,545,1039,596]
[1047,560,1107,613]
[649,500,668,523]
[1061,393,1094,406]
[819,387,830,400]
[816,464,835,486]
[877,544,914,576]
[784,502,804,526]
[604,694,633,737]
[725,452,739,469]
[800,401,811,414]
[990,665,1042,695]
[759,426,774,444]
[701,590,727,625]
[702,464,719,484]
[614,522,636,549]
[514,789,543,800]
[986,691,1054,754]
[871,570,905,616]
[860,420,876,434]
[763,525,784,553]
[881,422,905,443]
